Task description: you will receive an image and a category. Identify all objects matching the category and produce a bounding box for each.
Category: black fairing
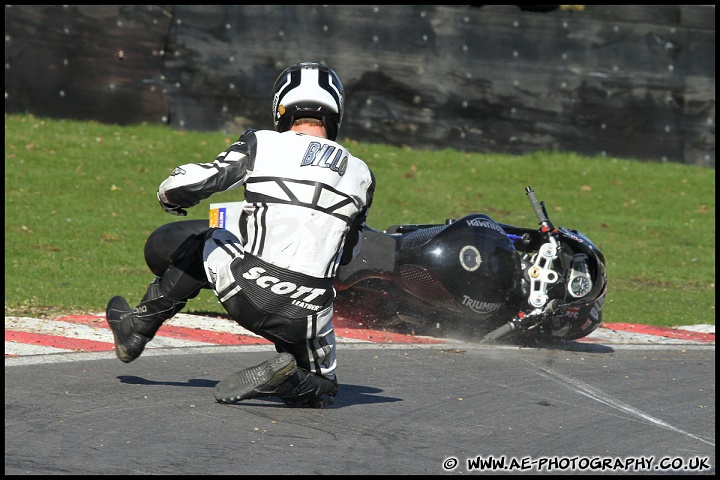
[500,222,609,340]
[395,214,524,320]
[336,214,525,326]
[550,226,608,340]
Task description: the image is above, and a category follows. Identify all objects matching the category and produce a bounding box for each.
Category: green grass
[4,113,715,327]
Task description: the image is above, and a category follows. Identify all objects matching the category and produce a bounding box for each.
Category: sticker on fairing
[459,245,482,272]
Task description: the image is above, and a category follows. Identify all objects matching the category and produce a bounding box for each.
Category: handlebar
[526,186,555,232]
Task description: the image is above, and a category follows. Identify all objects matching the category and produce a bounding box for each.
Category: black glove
[157,192,188,216]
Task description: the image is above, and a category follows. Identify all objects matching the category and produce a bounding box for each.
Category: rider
[106,62,376,408]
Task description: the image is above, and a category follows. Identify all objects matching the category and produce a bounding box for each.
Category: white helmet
[271,62,344,141]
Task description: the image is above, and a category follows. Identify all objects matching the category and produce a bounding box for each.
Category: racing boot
[213,352,298,403]
[106,287,186,363]
[279,369,338,409]
[107,229,211,363]
[107,262,206,363]
[106,296,154,363]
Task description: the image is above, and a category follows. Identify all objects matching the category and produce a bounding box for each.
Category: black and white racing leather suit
[157,129,375,380]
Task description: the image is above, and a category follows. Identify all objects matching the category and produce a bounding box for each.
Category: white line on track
[529,359,716,448]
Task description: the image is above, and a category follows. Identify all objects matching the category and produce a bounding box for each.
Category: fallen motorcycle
[334,186,608,344]
[143,186,608,344]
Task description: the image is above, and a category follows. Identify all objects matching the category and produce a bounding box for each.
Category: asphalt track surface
[5,314,716,475]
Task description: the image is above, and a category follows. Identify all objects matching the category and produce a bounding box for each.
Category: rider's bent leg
[218,291,339,407]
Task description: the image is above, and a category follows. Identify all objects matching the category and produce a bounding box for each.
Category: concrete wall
[4,5,715,167]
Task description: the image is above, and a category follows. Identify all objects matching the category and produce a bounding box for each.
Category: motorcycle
[334,186,608,344]
[143,186,608,344]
